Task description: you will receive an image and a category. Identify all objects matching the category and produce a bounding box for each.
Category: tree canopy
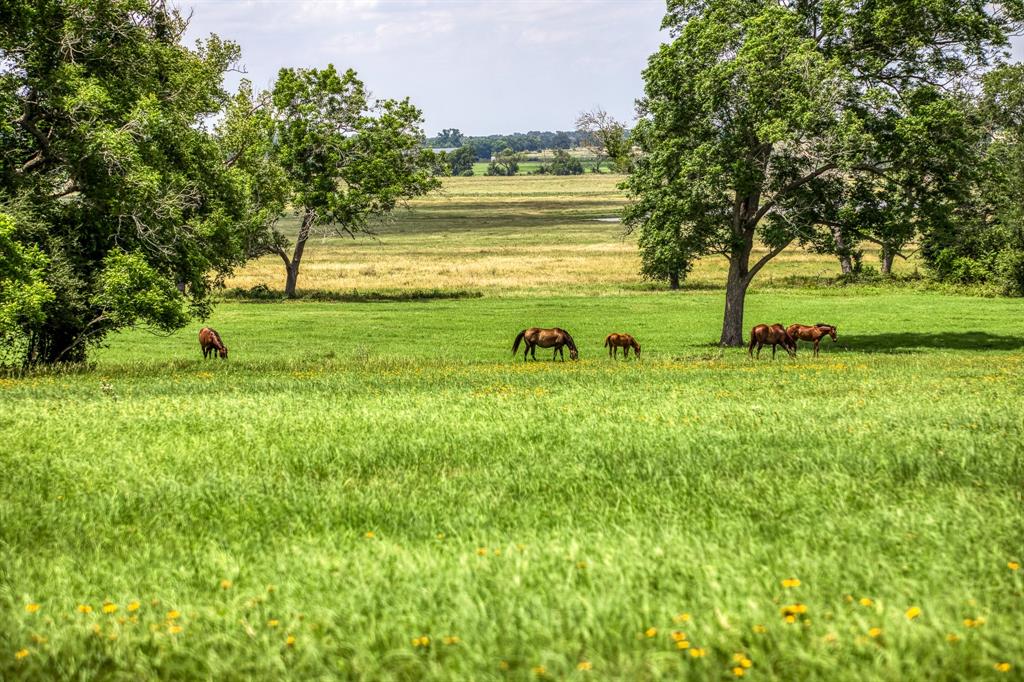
[625,0,1024,345]
[0,0,263,363]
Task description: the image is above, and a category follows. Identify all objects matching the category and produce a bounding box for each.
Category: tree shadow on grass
[836,332,1024,353]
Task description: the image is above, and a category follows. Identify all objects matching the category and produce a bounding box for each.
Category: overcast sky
[181,0,1024,137]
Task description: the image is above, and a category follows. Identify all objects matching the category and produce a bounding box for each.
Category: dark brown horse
[604,333,640,359]
[786,323,837,357]
[199,327,228,359]
[748,323,796,359]
[512,327,578,361]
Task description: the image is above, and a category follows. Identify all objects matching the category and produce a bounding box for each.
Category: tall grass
[2,293,1022,679]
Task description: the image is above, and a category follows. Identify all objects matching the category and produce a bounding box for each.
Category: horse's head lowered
[569,346,579,361]
[219,345,228,359]
[633,341,641,358]
[817,323,837,342]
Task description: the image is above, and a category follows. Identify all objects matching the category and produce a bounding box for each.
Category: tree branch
[746,239,794,283]
[751,163,837,226]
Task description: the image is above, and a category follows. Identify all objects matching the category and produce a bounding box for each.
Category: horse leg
[772,344,777,359]
[814,339,820,357]
[756,343,762,359]
[624,346,630,358]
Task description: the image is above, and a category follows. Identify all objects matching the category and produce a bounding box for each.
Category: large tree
[270,66,439,297]
[625,0,1023,346]
[0,0,264,363]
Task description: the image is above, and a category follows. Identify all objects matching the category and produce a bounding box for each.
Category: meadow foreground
[1,292,1022,680]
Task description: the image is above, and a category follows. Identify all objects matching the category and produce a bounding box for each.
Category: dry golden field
[226,174,919,296]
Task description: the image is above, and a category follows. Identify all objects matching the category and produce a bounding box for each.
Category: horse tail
[512,330,526,355]
[604,335,611,348]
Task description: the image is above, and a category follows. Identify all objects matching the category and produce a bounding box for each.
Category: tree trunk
[720,253,750,347]
[832,224,852,275]
[668,270,680,290]
[283,208,314,298]
[880,245,894,275]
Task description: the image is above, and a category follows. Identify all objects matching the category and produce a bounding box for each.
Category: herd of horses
[198,323,837,362]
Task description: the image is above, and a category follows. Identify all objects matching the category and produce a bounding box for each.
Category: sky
[181,0,668,136]
[181,0,1024,137]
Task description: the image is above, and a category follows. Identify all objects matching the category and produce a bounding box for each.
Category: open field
[2,175,1021,679]
[226,175,918,297]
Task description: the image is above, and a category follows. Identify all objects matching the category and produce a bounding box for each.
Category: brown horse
[748,323,796,359]
[199,327,228,359]
[786,323,837,357]
[512,327,578,361]
[604,333,641,359]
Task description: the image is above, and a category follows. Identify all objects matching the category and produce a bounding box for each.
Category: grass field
[1,175,1022,680]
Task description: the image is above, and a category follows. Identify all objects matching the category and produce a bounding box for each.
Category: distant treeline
[424,128,587,159]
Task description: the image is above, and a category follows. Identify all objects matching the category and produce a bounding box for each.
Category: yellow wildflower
[859,597,873,607]
[868,627,882,638]
[31,634,47,644]
[493,548,501,556]
[781,578,801,588]
[77,604,93,614]
[671,631,687,642]
[267,619,279,628]
[220,580,233,590]
[285,634,296,647]
[25,603,40,614]
[476,547,488,556]
[436,532,445,540]
[733,667,745,677]
[964,617,985,628]
[108,632,118,641]
[168,624,183,635]
[995,662,1011,673]
[411,635,430,647]
[676,640,691,650]
[576,561,588,570]
[1009,561,1020,571]
[443,636,461,645]
[91,623,101,634]
[15,649,29,660]
[947,633,960,643]
[905,606,922,620]
[673,613,691,623]
[127,601,140,612]
[166,610,180,620]
[753,624,767,634]
[690,647,707,658]
[644,627,657,638]
[532,665,546,676]
[785,615,796,624]
[364,531,375,539]
[577,661,592,671]
[102,603,117,614]
[499,660,510,671]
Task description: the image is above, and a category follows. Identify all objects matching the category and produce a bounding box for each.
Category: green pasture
[2,290,1022,680]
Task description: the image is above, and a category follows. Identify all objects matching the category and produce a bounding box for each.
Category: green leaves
[93,250,188,332]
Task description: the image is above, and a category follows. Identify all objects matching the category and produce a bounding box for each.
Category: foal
[604,333,641,359]
[199,327,228,359]
[748,323,796,359]
[786,323,837,357]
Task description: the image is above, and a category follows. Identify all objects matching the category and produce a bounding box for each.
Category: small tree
[270,66,440,297]
[485,148,523,176]
[576,108,633,173]
[549,149,584,176]
[448,146,476,176]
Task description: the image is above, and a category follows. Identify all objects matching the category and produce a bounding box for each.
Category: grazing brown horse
[604,333,641,359]
[748,323,796,359]
[512,327,578,361]
[786,323,837,357]
[199,327,228,359]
